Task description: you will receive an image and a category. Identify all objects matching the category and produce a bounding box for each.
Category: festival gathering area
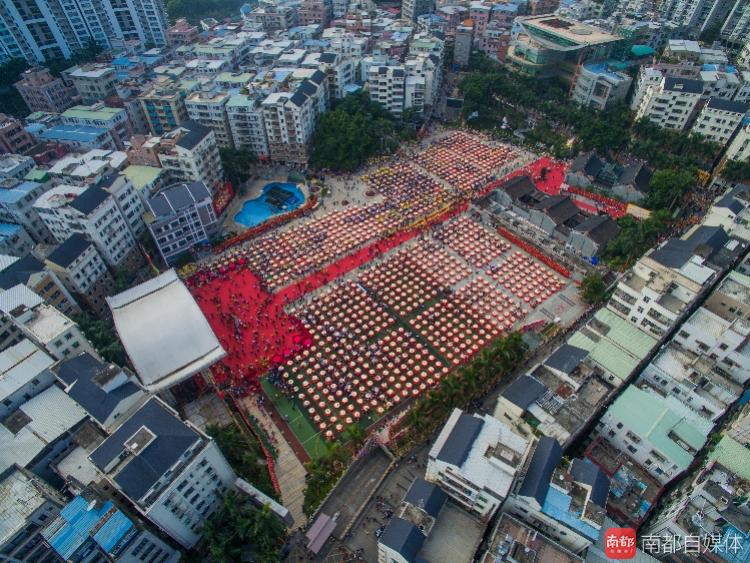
[186,131,586,460]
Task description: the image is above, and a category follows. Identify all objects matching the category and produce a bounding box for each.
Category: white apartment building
[226,95,269,158]
[0,154,34,180]
[608,226,729,338]
[156,122,224,193]
[404,54,441,112]
[145,181,219,263]
[48,149,129,186]
[426,408,533,520]
[45,233,115,318]
[0,338,55,420]
[660,0,738,36]
[0,0,167,64]
[0,284,95,360]
[185,90,233,148]
[302,52,357,100]
[34,184,141,269]
[61,104,133,150]
[262,71,327,165]
[0,179,54,244]
[572,63,633,110]
[97,174,147,239]
[691,97,749,146]
[595,384,713,485]
[635,75,704,130]
[368,65,407,116]
[89,397,236,549]
[725,123,750,162]
[65,65,118,105]
[700,69,741,100]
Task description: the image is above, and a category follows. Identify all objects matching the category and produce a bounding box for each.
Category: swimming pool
[233,182,305,228]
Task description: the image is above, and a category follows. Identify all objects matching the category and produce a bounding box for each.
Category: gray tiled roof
[90,398,201,501]
[436,413,483,466]
[502,375,547,409]
[379,518,425,560]
[518,436,563,505]
[404,478,447,518]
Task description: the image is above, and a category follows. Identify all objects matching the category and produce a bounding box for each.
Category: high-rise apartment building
[0,0,168,63]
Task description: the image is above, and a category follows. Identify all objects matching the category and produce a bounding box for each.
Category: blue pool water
[233,182,305,228]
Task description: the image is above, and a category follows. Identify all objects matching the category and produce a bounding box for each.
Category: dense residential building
[0,253,80,316]
[0,223,34,256]
[145,181,219,263]
[245,3,299,32]
[61,104,134,150]
[226,94,269,158]
[690,97,749,145]
[0,114,35,155]
[426,408,533,519]
[0,178,54,243]
[53,351,146,432]
[41,494,181,562]
[634,76,704,130]
[594,384,713,485]
[152,121,224,191]
[608,225,732,337]
[0,337,55,419]
[0,382,88,479]
[0,468,65,561]
[34,184,142,269]
[89,397,236,548]
[480,513,584,563]
[505,440,610,554]
[0,154,34,180]
[0,0,168,63]
[299,0,330,26]
[166,18,199,47]
[262,72,327,165]
[139,81,189,135]
[185,90,234,147]
[571,63,633,110]
[402,0,435,22]
[368,65,408,117]
[725,122,750,162]
[66,65,118,105]
[96,173,148,239]
[14,67,77,114]
[0,284,95,360]
[45,234,115,317]
[47,149,128,186]
[453,20,474,68]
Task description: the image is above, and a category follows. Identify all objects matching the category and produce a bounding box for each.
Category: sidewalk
[239,396,308,528]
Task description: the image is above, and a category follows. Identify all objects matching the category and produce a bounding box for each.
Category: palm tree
[344,424,366,451]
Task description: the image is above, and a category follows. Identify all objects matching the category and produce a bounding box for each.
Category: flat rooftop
[518,15,621,47]
[419,502,484,563]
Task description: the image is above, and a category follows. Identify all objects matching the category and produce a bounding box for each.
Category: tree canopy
[207,423,275,497]
[74,313,128,365]
[309,90,413,172]
[645,169,697,211]
[600,210,672,269]
[166,0,248,23]
[721,159,750,183]
[219,147,256,189]
[201,492,286,562]
[580,273,607,304]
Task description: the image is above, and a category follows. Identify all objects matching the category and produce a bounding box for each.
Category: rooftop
[62,105,124,122]
[107,269,225,392]
[482,513,583,563]
[121,165,162,191]
[0,385,87,473]
[0,469,57,548]
[517,15,621,47]
[90,398,202,503]
[0,339,54,401]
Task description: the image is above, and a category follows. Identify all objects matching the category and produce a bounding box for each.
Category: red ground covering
[188,208,457,390]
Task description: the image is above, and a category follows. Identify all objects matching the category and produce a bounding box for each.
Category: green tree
[721,160,750,182]
[74,313,127,365]
[166,0,248,24]
[0,58,30,117]
[645,169,696,211]
[309,90,411,172]
[580,273,607,304]
[219,147,256,189]
[600,210,671,268]
[207,423,276,496]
